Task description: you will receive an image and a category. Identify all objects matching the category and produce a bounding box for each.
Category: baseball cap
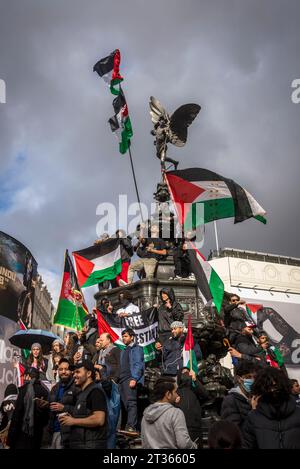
[73,359,95,372]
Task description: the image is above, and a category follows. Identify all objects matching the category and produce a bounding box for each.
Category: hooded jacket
[158,288,184,339]
[176,375,208,443]
[141,402,197,449]
[234,334,262,364]
[221,386,251,431]
[243,396,300,449]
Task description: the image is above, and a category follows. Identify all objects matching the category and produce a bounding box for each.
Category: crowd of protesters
[1,226,300,450]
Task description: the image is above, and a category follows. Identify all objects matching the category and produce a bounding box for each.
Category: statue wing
[169,104,201,147]
[149,96,169,124]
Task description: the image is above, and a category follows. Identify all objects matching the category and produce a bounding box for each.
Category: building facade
[32,275,54,331]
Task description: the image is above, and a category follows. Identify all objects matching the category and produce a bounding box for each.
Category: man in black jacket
[221,361,257,435]
[228,323,262,365]
[126,224,167,284]
[93,333,120,383]
[59,360,107,449]
[48,358,80,449]
[176,367,208,447]
[159,322,202,376]
[224,294,255,346]
[155,287,184,346]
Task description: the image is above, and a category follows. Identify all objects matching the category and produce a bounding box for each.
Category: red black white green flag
[53,250,88,330]
[187,241,224,314]
[97,307,158,362]
[108,88,133,154]
[182,315,198,374]
[165,168,266,230]
[93,49,123,95]
[73,239,122,288]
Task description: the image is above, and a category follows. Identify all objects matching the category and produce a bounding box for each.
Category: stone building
[31,274,54,331]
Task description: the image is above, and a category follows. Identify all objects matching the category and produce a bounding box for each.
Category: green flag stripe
[186,349,198,374]
[184,198,267,229]
[255,214,267,224]
[54,298,87,330]
[81,258,122,288]
[209,268,224,314]
[184,198,235,229]
[119,118,133,154]
[143,343,156,362]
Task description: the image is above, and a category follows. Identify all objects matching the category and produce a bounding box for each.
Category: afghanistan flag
[108,88,133,154]
[188,241,224,313]
[165,168,266,230]
[73,238,122,288]
[183,315,198,374]
[93,49,123,95]
[53,251,88,330]
[97,306,158,362]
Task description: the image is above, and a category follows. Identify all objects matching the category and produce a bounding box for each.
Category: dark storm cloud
[0,0,300,304]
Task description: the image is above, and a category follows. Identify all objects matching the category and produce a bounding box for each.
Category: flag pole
[213,220,220,253]
[128,145,144,222]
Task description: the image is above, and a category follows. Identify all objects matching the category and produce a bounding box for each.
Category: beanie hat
[170,321,184,329]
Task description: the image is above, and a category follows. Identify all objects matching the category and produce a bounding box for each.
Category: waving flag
[188,241,224,313]
[183,315,198,374]
[53,250,88,330]
[108,88,133,154]
[165,168,266,230]
[97,306,158,362]
[73,239,121,288]
[93,49,123,95]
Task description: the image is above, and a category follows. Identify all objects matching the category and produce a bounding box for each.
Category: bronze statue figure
[149,96,201,170]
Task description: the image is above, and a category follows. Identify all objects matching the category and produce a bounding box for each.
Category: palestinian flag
[245,303,263,324]
[97,310,125,350]
[188,241,224,313]
[108,88,133,154]
[53,250,88,330]
[93,49,123,95]
[73,238,122,288]
[183,315,198,374]
[165,168,266,230]
[97,306,158,362]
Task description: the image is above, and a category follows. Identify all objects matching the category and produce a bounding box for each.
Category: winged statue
[149,96,201,169]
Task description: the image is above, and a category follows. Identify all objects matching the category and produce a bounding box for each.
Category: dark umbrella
[9,329,62,354]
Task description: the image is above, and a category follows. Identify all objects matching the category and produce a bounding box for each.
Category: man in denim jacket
[119,328,144,434]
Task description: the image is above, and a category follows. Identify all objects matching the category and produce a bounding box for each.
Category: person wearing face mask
[175,368,208,447]
[221,361,257,436]
[243,367,300,449]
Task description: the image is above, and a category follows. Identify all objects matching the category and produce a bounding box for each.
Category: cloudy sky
[1,0,300,308]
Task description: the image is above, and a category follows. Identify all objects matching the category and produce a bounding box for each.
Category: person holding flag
[176,316,208,447]
[53,250,89,331]
[160,319,201,377]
